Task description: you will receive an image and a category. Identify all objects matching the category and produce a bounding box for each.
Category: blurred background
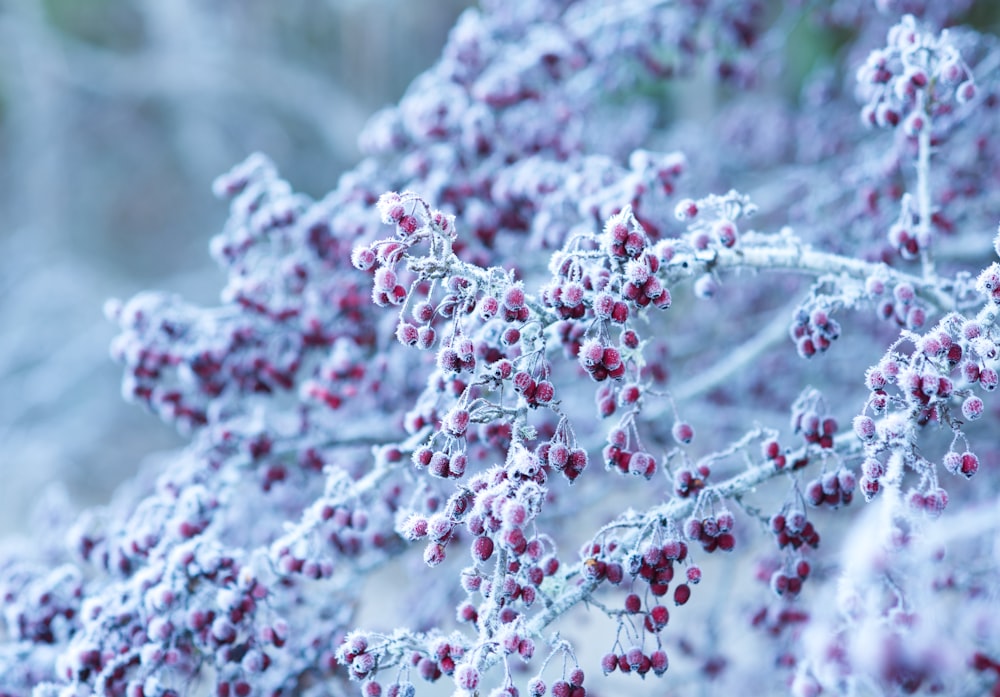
[0,0,472,535]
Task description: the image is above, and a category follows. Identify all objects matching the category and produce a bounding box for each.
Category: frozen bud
[806,480,825,506]
[876,103,900,127]
[905,306,926,330]
[534,380,555,403]
[439,454,463,481]
[444,409,469,437]
[438,347,460,373]
[625,231,646,257]
[455,336,474,360]
[423,543,447,566]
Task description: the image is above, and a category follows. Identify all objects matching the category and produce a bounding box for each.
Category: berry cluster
[943,449,980,479]
[600,646,669,677]
[770,509,821,552]
[684,510,736,553]
[790,307,842,359]
[526,666,589,697]
[790,389,838,450]
[436,334,478,376]
[612,536,702,654]
[869,280,928,331]
[857,13,977,134]
[578,337,626,382]
[603,209,652,263]
[673,463,709,498]
[760,437,806,471]
[512,366,557,409]
[621,254,672,310]
[769,558,813,599]
[535,417,589,483]
[804,468,856,509]
[906,485,950,517]
[673,190,756,252]
[498,285,532,324]
[602,424,658,480]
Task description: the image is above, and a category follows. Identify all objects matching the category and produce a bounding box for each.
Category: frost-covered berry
[527,677,546,697]
[672,421,694,445]
[624,593,642,614]
[853,415,876,441]
[473,536,495,562]
[675,198,698,220]
[962,395,984,420]
[713,219,738,247]
[478,296,500,320]
[352,246,377,271]
[674,583,691,606]
[601,653,618,675]
[504,286,526,311]
[960,451,979,478]
[455,664,480,691]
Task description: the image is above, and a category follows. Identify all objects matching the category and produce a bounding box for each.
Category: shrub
[3,1,1000,696]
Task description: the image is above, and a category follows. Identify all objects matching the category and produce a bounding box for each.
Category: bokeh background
[0,0,472,534]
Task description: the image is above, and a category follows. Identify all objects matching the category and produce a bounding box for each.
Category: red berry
[674,583,691,606]
[624,593,642,614]
[472,536,494,562]
[648,604,670,630]
[960,451,980,478]
[650,649,669,675]
[601,653,618,675]
[672,421,694,445]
